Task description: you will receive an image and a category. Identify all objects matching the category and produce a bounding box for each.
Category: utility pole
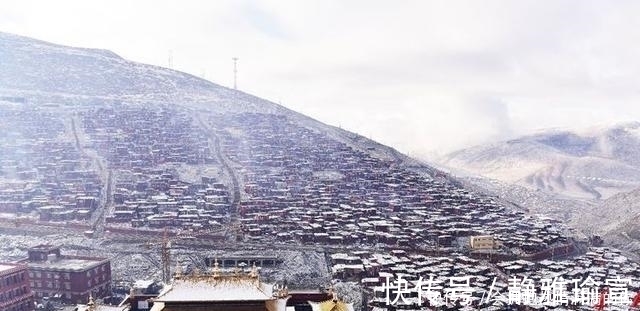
[168,50,174,69]
[232,57,239,90]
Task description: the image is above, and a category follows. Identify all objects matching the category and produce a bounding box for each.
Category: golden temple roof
[313,299,352,311]
[308,286,354,311]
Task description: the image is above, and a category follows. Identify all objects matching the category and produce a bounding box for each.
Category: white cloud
[2,0,640,158]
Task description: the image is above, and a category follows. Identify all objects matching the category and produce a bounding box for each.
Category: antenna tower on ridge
[232,57,239,90]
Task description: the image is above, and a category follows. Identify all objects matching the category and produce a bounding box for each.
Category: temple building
[149,261,290,311]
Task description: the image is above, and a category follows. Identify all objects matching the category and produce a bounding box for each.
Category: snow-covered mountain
[4,31,640,259]
[0,31,287,114]
[0,31,434,172]
[439,124,640,254]
[592,189,640,253]
[441,123,640,200]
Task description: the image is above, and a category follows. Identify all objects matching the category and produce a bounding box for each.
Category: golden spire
[192,267,200,278]
[328,284,337,302]
[233,264,240,277]
[87,292,96,311]
[315,285,351,311]
[212,258,221,278]
[174,262,182,279]
[273,284,289,299]
[249,262,258,278]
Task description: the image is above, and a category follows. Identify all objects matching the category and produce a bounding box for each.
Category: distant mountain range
[440,122,640,200]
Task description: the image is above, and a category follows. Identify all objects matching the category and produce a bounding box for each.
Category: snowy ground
[0,231,331,290]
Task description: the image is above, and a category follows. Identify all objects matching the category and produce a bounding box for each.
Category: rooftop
[155,261,288,303]
[76,304,125,311]
[25,256,106,271]
[0,263,23,273]
[156,278,274,302]
[29,244,61,251]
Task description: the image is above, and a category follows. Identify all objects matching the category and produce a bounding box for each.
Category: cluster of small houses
[0,105,576,258]
[329,247,640,310]
[108,169,231,231]
[5,104,640,311]
[82,105,215,169]
[80,105,237,231]
[207,113,572,256]
[0,106,102,223]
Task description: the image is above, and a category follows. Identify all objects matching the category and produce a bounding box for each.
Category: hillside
[0,31,285,113]
[5,32,640,309]
[0,31,577,257]
[0,31,426,167]
[441,123,640,200]
[596,189,640,253]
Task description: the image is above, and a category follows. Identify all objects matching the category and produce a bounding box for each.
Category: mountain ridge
[440,122,640,200]
[0,31,287,115]
[0,31,444,179]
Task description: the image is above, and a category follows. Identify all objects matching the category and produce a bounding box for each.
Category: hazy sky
[3,0,640,158]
